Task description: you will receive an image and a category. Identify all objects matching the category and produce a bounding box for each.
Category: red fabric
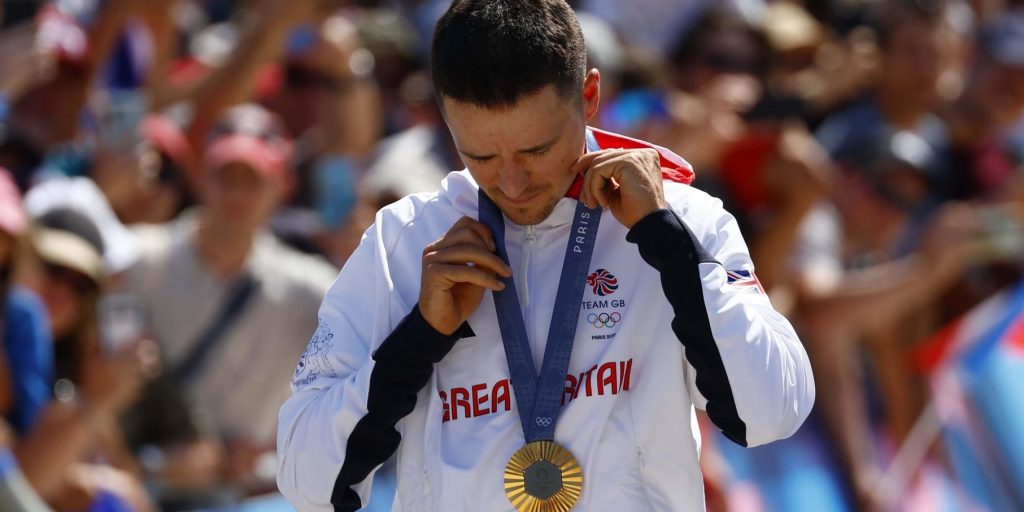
[202,134,292,183]
[565,127,695,199]
[142,115,196,176]
[910,317,963,374]
[1009,318,1024,357]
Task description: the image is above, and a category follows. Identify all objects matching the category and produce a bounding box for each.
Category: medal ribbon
[477,131,602,442]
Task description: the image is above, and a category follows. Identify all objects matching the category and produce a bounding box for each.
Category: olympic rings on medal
[535,417,553,427]
[586,311,622,328]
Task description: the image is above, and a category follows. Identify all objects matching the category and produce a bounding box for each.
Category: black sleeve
[332,306,473,510]
[626,208,748,447]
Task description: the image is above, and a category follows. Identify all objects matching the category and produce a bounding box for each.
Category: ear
[582,68,601,123]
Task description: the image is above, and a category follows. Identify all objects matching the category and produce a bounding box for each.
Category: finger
[426,244,513,277]
[447,217,497,251]
[584,156,625,208]
[577,151,618,208]
[569,150,607,177]
[429,263,506,291]
[429,226,497,253]
[590,164,617,209]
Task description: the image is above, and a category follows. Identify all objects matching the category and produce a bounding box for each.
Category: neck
[195,212,255,279]
[876,88,925,130]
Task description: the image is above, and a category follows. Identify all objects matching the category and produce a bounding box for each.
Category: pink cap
[0,168,27,236]
[201,134,292,185]
[141,114,196,176]
[36,6,90,67]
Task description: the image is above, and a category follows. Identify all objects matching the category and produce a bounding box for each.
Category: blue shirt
[3,287,54,435]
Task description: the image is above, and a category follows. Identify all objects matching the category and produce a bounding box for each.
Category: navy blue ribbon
[477,131,602,442]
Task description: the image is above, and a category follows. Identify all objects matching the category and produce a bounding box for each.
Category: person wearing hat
[123,103,336,496]
[10,206,153,511]
[1,169,147,511]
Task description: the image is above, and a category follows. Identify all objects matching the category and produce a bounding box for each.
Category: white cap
[24,176,139,274]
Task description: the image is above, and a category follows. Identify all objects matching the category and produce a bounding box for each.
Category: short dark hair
[431,0,587,109]
[870,0,946,50]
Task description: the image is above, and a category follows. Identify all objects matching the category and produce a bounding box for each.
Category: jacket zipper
[520,225,536,307]
[521,225,537,366]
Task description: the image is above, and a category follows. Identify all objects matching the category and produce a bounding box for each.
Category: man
[277,1,814,511]
[814,1,957,201]
[126,104,336,489]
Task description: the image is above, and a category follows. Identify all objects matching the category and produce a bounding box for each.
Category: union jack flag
[726,269,764,293]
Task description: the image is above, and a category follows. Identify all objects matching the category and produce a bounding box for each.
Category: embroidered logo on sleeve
[726,269,765,294]
[293,319,337,387]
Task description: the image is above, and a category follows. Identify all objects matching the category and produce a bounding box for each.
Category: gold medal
[504,440,584,512]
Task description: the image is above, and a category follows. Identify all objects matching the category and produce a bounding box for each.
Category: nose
[498,157,531,199]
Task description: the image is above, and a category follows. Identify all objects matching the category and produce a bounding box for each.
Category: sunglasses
[42,262,98,296]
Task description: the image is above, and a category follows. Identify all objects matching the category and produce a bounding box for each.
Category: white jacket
[278,130,815,511]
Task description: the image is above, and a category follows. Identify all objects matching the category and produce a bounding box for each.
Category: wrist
[372,305,473,365]
[54,378,103,425]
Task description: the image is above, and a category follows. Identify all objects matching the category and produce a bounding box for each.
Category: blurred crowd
[0,0,1023,511]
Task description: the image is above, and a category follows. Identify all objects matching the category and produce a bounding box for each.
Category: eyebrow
[460,134,561,161]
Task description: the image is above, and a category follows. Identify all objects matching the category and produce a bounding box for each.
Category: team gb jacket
[277,128,815,511]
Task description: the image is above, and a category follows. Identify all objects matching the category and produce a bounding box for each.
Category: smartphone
[98,293,146,352]
[95,88,147,151]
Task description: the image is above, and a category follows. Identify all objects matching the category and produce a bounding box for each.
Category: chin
[500,201,560,226]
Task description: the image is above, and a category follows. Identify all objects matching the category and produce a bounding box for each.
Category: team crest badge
[587,269,618,296]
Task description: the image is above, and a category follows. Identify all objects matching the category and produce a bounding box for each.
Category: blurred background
[0,0,1023,510]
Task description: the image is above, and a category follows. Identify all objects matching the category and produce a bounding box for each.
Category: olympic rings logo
[587,312,621,328]
[535,417,553,427]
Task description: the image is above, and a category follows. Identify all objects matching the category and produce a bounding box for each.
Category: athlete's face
[442,70,601,226]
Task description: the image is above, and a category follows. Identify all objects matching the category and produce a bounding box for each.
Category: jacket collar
[440,127,695,230]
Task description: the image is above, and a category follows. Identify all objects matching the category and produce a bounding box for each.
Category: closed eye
[460,150,496,163]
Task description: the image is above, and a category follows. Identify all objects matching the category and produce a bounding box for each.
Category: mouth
[503,190,542,206]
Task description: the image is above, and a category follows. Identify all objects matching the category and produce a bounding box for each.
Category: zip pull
[523,225,537,243]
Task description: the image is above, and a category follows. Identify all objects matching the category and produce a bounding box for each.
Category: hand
[0,22,58,98]
[158,440,227,489]
[763,123,833,208]
[420,217,512,335]
[58,464,157,512]
[80,342,150,414]
[256,0,334,31]
[572,148,668,229]
[919,203,981,282]
[223,438,271,482]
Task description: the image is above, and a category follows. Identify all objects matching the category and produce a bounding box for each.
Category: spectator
[1,167,151,510]
[942,8,1024,201]
[791,129,983,510]
[816,1,957,191]
[124,104,336,505]
[17,208,151,511]
[0,168,52,437]
[266,14,382,260]
[0,420,51,512]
